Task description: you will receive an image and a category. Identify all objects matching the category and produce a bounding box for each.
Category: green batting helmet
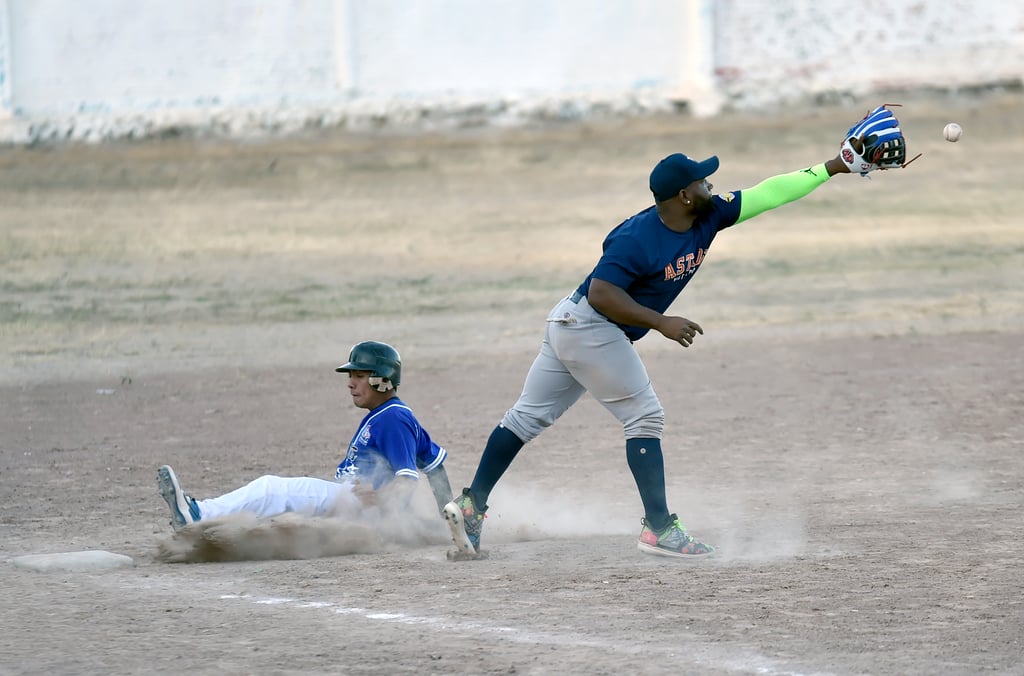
[335,340,402,391]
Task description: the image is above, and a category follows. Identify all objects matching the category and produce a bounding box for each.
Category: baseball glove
[840,104,921,176]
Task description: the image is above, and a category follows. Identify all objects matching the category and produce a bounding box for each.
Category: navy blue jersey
[575,192,743,341]
[335,398,447,489]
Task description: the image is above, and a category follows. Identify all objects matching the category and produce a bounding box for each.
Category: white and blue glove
[840,104,918,176]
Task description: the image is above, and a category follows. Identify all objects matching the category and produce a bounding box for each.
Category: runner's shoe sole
[156,465,194,530]
[443,501,477,556]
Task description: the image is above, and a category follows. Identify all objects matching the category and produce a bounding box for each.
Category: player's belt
[569,290,583,304]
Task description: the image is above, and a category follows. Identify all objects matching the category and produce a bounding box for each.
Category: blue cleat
[156,465,201,531]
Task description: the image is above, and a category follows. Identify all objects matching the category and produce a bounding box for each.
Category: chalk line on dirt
[219,592,833,676]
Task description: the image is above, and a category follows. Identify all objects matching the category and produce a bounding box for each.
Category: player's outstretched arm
[735,156,849,225]
[735,103,915,225]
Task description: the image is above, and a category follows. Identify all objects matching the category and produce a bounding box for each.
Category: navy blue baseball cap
[649,153,719,202]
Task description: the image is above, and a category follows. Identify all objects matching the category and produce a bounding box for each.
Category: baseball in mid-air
[943,122,963,142]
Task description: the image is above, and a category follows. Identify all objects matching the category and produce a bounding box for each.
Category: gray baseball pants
[500,293,665,442]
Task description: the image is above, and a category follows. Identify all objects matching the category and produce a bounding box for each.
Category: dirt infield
[2,91,1023,675]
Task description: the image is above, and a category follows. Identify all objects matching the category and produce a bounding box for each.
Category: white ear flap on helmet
[368,376,393,392]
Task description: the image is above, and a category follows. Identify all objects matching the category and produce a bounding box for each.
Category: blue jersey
[335,398,447,489]
[575,192,743,341]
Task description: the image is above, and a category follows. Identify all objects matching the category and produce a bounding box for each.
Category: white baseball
[943,122,962,142]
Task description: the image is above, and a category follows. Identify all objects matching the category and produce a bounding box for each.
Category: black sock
[468,424,525,510]
[626,437,670,531]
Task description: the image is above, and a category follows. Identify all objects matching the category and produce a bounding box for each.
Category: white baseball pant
[194,475,361,521]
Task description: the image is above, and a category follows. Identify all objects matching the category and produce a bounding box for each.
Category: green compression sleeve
[736,163,832,225]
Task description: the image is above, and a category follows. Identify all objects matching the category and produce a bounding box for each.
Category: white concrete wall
[714,0,1024,108]
[7,0,337,114]
[0,0,1021,143]
[337,0,693,96]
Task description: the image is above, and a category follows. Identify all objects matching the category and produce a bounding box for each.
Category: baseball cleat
[443,488,486,557]
[156,465,201,531]
[637,514,715,559]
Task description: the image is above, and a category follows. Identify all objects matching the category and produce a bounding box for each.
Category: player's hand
[353,480,378,507]
[657,315,703,347]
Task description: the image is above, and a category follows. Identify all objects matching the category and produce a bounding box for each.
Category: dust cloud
[156,493,450,563]
[155,483,643,563]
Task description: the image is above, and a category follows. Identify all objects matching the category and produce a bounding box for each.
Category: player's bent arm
[363,475,420,511]
[589,278,666,329]
[735,158,850,225]
[589,278,703,346]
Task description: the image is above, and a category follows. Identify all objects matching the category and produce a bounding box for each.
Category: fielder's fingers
[681,326,702,346]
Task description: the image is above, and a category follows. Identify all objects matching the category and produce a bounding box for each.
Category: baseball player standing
[157,340,454,529]
[445,106,913,559]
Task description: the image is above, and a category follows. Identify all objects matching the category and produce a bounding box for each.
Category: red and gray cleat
[638,514,715,558]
